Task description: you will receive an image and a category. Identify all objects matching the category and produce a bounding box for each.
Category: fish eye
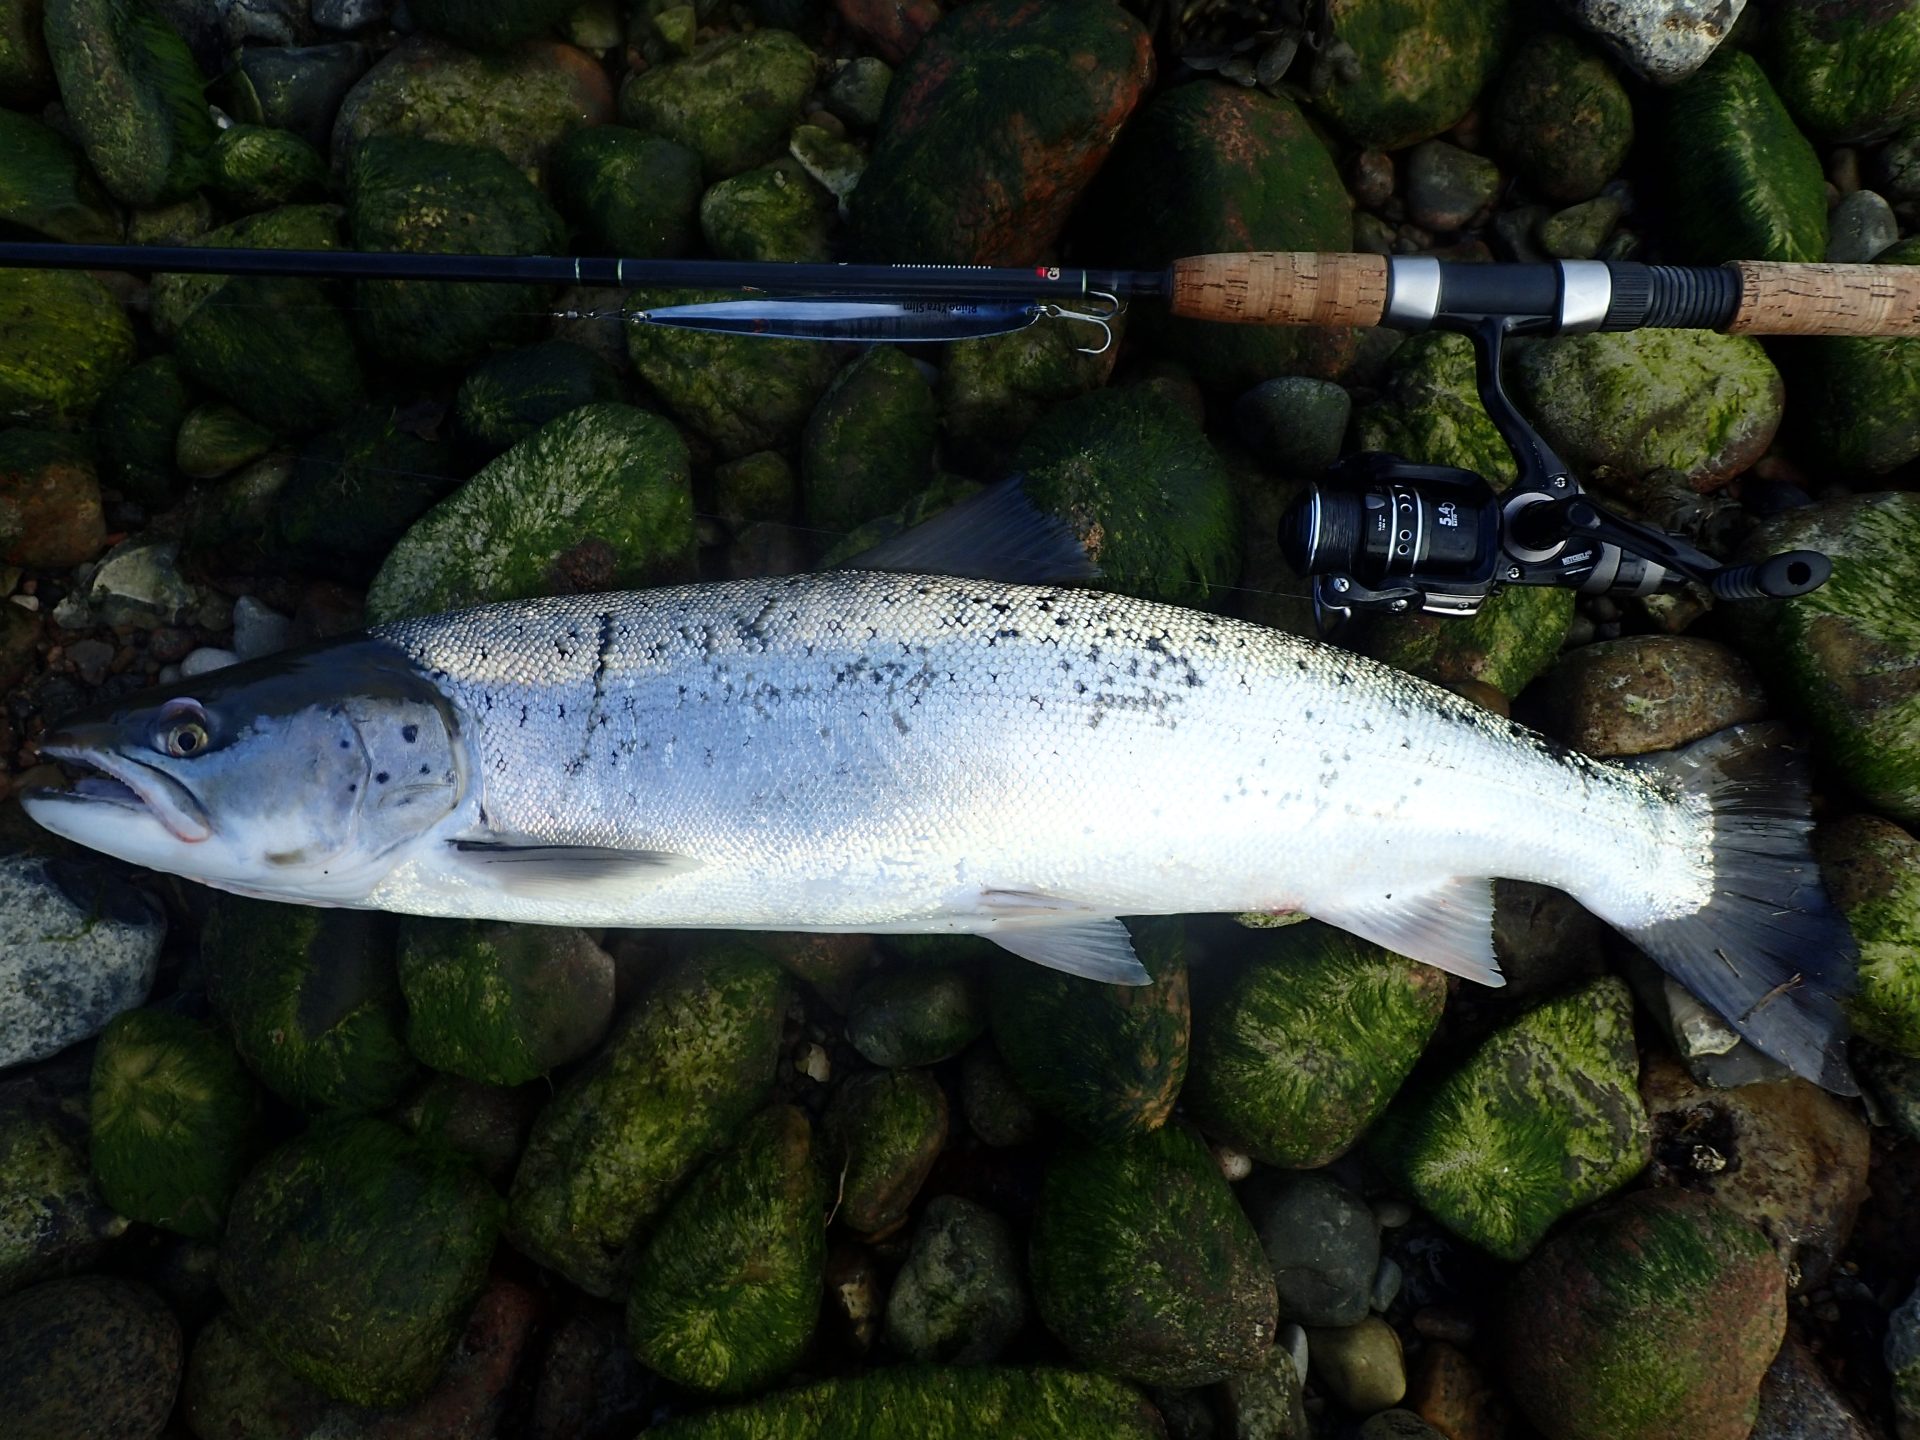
[153,699,212,759]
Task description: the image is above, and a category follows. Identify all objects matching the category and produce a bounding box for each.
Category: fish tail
[1620,723,1858,1095]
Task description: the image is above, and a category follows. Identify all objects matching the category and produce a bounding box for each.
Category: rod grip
[1168,252,1390,327]
[1726,260,1920,335]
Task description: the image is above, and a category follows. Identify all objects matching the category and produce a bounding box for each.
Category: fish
[21,480,1857,1093]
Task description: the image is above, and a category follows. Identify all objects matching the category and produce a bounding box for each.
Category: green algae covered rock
[1488,32,1633,203]
[1664,49,1827,263]
[1770,0,1920,141]
[1353,332,1516,487]
[626,287,843,458]
[0,266,134,424]
[1815,815,1920,1058]
[1352,583,1573,700]
[1503,1190,1786,1440]
[175,403,273,479]
[939,314,1118,471]
[822,1068,948,1236]
[1310,0,1513,149]
[1790,238,1920,474]
[93,355,193,509]
[1012,383,1238,609]
[0,1077,125,1299]
[348,135,565,371]
[847,963,986,1069]
[1030,1120,1274,1386]
[1186,923,1447,1169]
[454,339,624,455]
[211,124,327,210]
[987,916,1188,1142]
[507,946,788,1298]
[551,124,704,258]
[408,0,578,50]
[1513,328,1784,490]
[701,157,833,262]
[847,0,1153,265]
[202,897,417,1114]
[89,1008,259,1240]
[397,918,615,1085]
[1086,82,1353,392]
[395,1072,542,1185]
[366,402,692,622]
[620,29,817,179]
[0,107,120,242]
[219,1117,500,1406]
[1371,977,1649,1261]
[884,1194,1027,1365]
[627,1103,825,1396]
[645,1365,1166,1439]
[43,0,214,205]
[802,346,937,533]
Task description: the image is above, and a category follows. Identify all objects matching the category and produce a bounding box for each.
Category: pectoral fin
[447,839,702,896]
[1314,877,1504,986]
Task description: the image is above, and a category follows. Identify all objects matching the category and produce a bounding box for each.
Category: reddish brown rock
[1408,1340,1511,1440]
[1532,636,1771,758]
[835,0,943,63]
[0,431,104,570]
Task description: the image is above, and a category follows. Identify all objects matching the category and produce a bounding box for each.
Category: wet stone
[1403,139,1500,232]
[1531,635,1771,757]
[1539,195,1625,259]
[1308,1316,1407,1415]
[524,1302,660,1440]
[958,1043,1037,1147]
[823,1068,948,1236]
[827,55,892,129]
[1248,1171,1380,1328]
[0,1074,129,1298]
[1826,188,1900,262]
[883,1194,1027,1365]
[1561,0,1742,84]
[0,1276,181,1440]
[1232,377,1351,476]
[1221,1342,1307,1439]
[847,963,985,1069]
[1752,1336,1877,1440]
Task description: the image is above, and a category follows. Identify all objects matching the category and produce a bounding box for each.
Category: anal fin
[982,916,1151,986]
[1314,877,1504,986]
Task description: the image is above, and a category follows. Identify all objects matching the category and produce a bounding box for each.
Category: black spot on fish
[420,764,430,775]
[339,739,350,750]
[375,772,389,784]
[402,724,418,743]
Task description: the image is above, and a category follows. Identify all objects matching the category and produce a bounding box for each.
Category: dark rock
[1248,1171,1380,1328]
[1532,636,1770,757]
[1489,31,1633,201]
[883,1194,1027,1364]
[0,1276,180,1440]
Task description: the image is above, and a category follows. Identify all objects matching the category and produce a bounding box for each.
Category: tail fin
[1622,724,1859,1096]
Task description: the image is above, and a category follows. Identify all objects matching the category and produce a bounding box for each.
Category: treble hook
[1042,291,1123,355]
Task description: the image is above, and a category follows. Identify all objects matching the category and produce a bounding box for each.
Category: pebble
[1404,140,1501,232]
[1281,1321,1309,1383]
[1371,1199,1414,1230]
[1753,1336,1877,1440]
[229,595,289,660]
[66,637,114,687]
[1212,1142,1253,1183]
[181,647,239,676]
[0,1276,182,1438]
[797,1042,832,1084]
[958,1042,1037,1148]
[1306,1316,1406,1414]
[1349,148,1394,209]
[1560,0,1741,84]
[87,539,212,630]
[1825,188,1899,263]
[883,1195,1027,1364]
[1232,377,1352,476]
[1539,195,1625,258]
[1409,1340,1508,1440]
[1221,1341,1307,1439]
[827,56,893,130]
[1250,1172,1381,1327]
[1370,1257,1403,1314]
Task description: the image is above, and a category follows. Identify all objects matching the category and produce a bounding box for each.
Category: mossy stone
[0,1276,181,1440]
[394,1072,541,1184]
[0,107,120,242]
[1790,238,1920,474]
[1352,581,1573,700]
[0,0,55,107]
[453,339,624,455]
[1012,383,1239,608]
[148,202,345,337]
[644,1365,1166,1439]
[1815,815,1920,1057]
[551,124,703,258]
[218,1117,500,1406]
[1503,1190,1786,1440]
[89,1008,259,1240]
[43,0,214,205]
[506,946,788,1298]
[397,917,615,1085]
[366,402,693,622]
[801,346,937,533]
[1310,0,1512,148]
[823,1068,947,1236]
[1185,922,1446,1168]
[884,1194,1026,1364]
[1370,977,1649,1261]
[174,403,273,479]
[714,449,797,531]
[1488,32,1633,202]
[94,356,194,510]
[407,0,578,49]
[846,0,1153,264]
[202,896,418,1113]
[987,916,1188,1142]
[619,29,818,179]
[938,313,1118,472]
[627,1104,825,1395]
[1030,1120,1275,1386]
[1664,48,1827,263]
[211,124,327,210]
[847,963,986,1069]
[348,135,565,371]
[0,266,134,424]
[959,1043,1037,1147]
[1769,0,1920,141]
[0,1077,125,1299]
[700,157,833,262]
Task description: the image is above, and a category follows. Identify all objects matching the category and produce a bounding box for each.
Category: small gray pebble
[1826,189,1899,263]
[1370,1256,1403,1314]
[230,596,290,660]
[181,647,239,677]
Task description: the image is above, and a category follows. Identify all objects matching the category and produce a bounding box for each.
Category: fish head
[22,638,465,904]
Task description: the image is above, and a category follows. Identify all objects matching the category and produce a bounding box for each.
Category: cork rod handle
[1728,261,1920,336]
[1168,252,1390,328]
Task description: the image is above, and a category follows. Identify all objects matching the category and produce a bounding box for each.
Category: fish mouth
[32,741,213,844]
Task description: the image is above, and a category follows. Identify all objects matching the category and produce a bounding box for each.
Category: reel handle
[1708,550,1832,600]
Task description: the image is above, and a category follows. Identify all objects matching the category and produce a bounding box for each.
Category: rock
[1308,1316,1407,1414]
[86,537,212,628]
[348,136,565,371]
[1559,0,1742,84]
[175,402,274,479]
[1084,82,1353,392]
[314,0,387,28]
[1307,0,1512,148]
[0,108,120,242]
[619,29,817,180]
[89,1008,259,1240]
[1642,1053,1870,1291]
[1752,1336,1877,1440]
[848,962,985,1069]
[1859,1043,1920,1142]
[1815,814,1920,1056]
[822,1068,948,1236]
[1538,195,1625,258]
[1503,1190,1786,1440]
[1531,636,1770,756]
[938,316,1119,471]
[1409,1340,1510,1440]
[1489,31,1634,201]
[180,646,237,675]
[0,1276,180,1439]
[701,157,834,262]
[407,0,575,50]
[229,595,290,659]
[642,1366,1166,1439]
[219,1117,501,1406]
[987,916,1187,1141]
[0,854,163,1069]
[1222,1343,1308,1439]
[1891,1281,1920,1440]
[1513,328,1783,490]
[0,0,56,106]
[1248,1172,1380,1328]
[1012,383,1238,607]
[1770,0,1920,142]
[275,404,463,584]
[506,946,787,1298]
[1029,1122,1275,1386]
[713,450,797,531]
[395,1073,540,1185]
[232,41,371,149]
[0,1074,127,1298]
[1233,377,1351,477]
[800,346,937,533]
[1404,139,1500,232]
[331,35,613,183]
[43,0,214,205]
[1789,238,1920,474]
[366,402,693,622]
[959,1042,1037,1147]
[1665,48,1827,262]
[523,1302,659,1440]
[94,356,194,509]
[397,918,615,1085]
[1370,977,1649,1261]
[0,431,105,570]
[0,266,135,424]
[827,54,892,128]
[883,1194,1026,1364]
[1826,188,1899,262]
[211,123,327,209]
[1352,330,1514,484]
[628,1104,825,1395]
[550,125,703,258]
[834,0,940,63]
[848,0,1151,264]
[203,896,417,1112]
[1185,923,1446,1168]
[1359,1414,1446,1440]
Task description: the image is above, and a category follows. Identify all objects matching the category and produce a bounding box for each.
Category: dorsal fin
[844,474,1099,586]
